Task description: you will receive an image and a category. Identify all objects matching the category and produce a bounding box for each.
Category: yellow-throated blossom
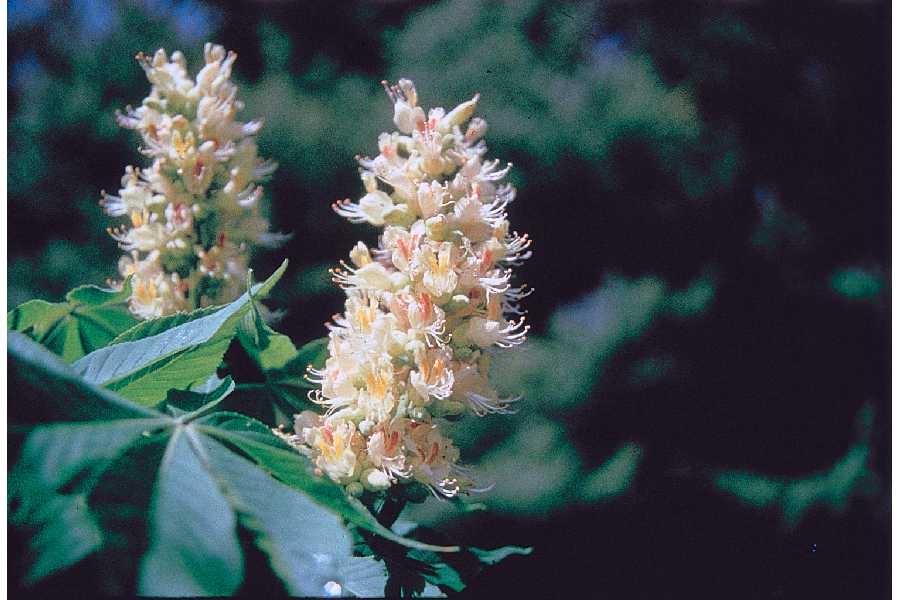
[277,79,532,498]
[103,44,277,319]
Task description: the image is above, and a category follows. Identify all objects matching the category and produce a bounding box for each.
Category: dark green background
[8,1,889,596]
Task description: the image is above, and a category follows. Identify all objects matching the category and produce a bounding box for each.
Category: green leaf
[11,296,462,594]
[72,260,288,406]
[8,331,162,422]
[374,524,530,597]
[87,432,170,589]
[11,409,386,593]
[339,556,390,598]
[198,410,288,449]
[138,429,244,596]
[10,419,171,503]
[163,375,235,419]
[110,304,221,344]
[6,300,69,342]
[230,301,314,422]
[19,494,104,585]
[237,303,298,372]
[277,337,329,389]
[233,301,327,420]
[830,267,884,302]
[579,441,643,503]
[714,404,878,528]
[8,277,138,362]
[197,415,458,554]
[469,545,533,565]
[9,419,169,585]
[197,432,354,596]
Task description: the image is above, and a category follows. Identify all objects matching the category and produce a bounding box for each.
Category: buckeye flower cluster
[103,43,276,319]
[280,79,532,498]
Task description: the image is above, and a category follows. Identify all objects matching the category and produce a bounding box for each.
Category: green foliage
[198,412,455,554]
[138,429,245,596]
[70,261,287,406]
[385,0,730,198]
[8,331,160,422]
[231,297,329,423]
[163,375,236,418]
[7,277,138,362]
[715,405,878,528]
[579,442,643,503]
[366,524,531,597]
[830,267,885,303]
[9,266,513,596]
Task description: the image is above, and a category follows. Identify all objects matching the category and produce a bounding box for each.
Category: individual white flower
[406,422,467,497]
[309,421,362,484]
[366,418,411,481]
[421,242,459,299]
[409,348,455,405]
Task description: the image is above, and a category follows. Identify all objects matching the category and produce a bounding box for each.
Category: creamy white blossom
[103,44,277,318]
[278,79,531,498]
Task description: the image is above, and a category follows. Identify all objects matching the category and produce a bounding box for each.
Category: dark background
[8,0,890,597]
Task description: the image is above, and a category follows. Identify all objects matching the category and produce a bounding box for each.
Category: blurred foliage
[715,404,878,528]
[8,0,889,597]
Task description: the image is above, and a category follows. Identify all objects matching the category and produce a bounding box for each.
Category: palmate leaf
[108,305,221,344]
[71,260,288,407]
[10,328,444,596]
[9,332,171,582]
[382,544,532,597]
[7,277,138,362]
[227,336,329,425]
[16,493,104,586]
[273,336,330,390]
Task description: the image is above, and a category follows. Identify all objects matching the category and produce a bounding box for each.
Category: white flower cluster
[279,79,532,498]
[103,43,276,319]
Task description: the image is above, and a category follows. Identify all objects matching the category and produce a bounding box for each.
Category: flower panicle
[281,79,531,498]
[105,43,277,319]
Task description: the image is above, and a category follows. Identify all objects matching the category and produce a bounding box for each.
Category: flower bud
[440,94,479,130]
[397,79,418,106]
[383,204,416,228]
[432,399,466,417]
[362,468,392,492]
[359,190,394,226]
[349,241,372,268]
[425,215,448,241]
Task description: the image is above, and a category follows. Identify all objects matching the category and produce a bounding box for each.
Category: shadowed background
[8,0,889,596]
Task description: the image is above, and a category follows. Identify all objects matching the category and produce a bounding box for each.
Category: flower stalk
[103,43,276,319]
[278,79,532,499]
